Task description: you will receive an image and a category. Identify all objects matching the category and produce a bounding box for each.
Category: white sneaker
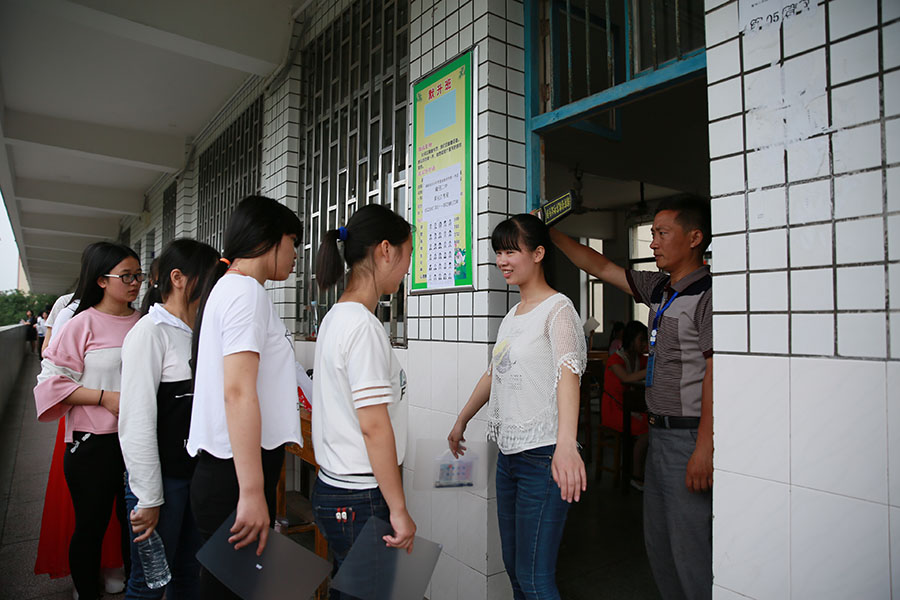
[102,567,126,594]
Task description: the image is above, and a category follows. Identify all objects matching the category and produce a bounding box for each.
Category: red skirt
[34,418,125,578]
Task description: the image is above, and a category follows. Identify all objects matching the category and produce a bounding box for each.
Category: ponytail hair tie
[337,226,349,241]
[219,258,231,266]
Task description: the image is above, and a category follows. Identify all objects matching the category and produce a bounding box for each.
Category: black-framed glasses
[104,273,146,284]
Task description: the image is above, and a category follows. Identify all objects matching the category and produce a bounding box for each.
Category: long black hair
[622,320,648,354]
[141,239,220,314]
[139,257,161,314]
[72,242,140,316]
[192,195,303,376]
[316,203,411,290]
[490,213,555,286]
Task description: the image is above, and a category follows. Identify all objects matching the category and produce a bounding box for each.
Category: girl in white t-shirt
[448,214,586,600]
[188,196,303,600]
[312,203,416,590]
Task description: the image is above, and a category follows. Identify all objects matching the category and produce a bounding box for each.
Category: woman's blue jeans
[311,478,391,600]
[124,474,202,600]
[496,445,571,600]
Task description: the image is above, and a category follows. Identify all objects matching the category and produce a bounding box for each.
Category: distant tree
[0,290,60,327]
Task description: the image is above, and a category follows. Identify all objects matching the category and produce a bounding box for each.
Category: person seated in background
[602,320,649,490]
[607,321,625,353]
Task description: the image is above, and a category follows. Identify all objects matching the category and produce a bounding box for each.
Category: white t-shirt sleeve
[346,320,393,409]
[220,284,266,356]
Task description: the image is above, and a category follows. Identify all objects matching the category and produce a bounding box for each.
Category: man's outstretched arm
[549,227,633,296]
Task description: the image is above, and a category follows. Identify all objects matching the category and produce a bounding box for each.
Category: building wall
[705,0,899,598]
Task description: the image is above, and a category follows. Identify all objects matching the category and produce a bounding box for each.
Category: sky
[0,188,21,292]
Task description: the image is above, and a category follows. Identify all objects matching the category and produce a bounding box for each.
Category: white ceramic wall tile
[884,21,900,70]
[706,39,741,83]
[891,214,900,261]
[791,487,890,599]
[431,552,460,600]
[832,124,882,174]
[709,116,744,158]
[445,293,459,316]
[712,586,750,600]
[749,271,788,311]
[457,492,489,573]
[474,317,489,342]
[431,342,460,414]
[891,263,900,310]
[707,77,743,121]
[712,472,790,599]
[791,357,888,501]
[713,314,748,352]
[887,0,900,24]
[888,118,900,165]
[459,317,474,341]
[432,490,460,558]
[745,106,785,151]
[790,268,834,311]
[713,274,747,312]
[408,340,433,408]
[829,0,878,40]
[747,146,786,189]
[710,155,746,196]
[743,64,780,112]
[458,563,488,600]
[487,571,513,600]
[474,291,489,315]
[445,317,459,341]
[748,229,787,270]
[711,194,746,234]
[788,179,831,224]
[458,342,489,411]
[836,265,886,310]
[838,312,887,358]
[459,292,474,315]
[786,135,829,182]
[888,363,900,506]
[748,188,787,229]
[829,31,879,85]
[791,313,835,356]
[710,233,747,273]
[705,2,738,47]
[486,497,504,574]
[408,318,420,339]
[742,23,780,70]
[420,318,432,340]
[893,506,900,598]
[432,294,445,317]
[783,3,825,56]
[408,295,420,317]
[790,223,833,267]
[713,355,790,482]
[831,78,880,129]
[886,70,900,118]
[836,217,884,264]
[750,314,789,353]
[834,170,883,219]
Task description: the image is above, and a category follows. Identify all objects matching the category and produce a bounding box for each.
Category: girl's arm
[608,363,647,384]
[448,371,491,457]
[357,404,416,552]
[222,351,270,556]
[553,367,586,503]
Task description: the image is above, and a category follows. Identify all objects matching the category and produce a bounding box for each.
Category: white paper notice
[423,164,462,288]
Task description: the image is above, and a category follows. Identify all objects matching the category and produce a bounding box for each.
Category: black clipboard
[196,510,332,600]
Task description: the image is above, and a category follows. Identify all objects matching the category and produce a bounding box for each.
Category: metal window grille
[162,182,176,245]
[542,0,704,113]
[197,96,264,252]
[121,228,131,249]
[298,0,411,345]
[145,229,156,263]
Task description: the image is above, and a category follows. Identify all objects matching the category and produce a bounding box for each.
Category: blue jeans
[311,478,391,600]
[124,474,202,599]
[496,445,571,600]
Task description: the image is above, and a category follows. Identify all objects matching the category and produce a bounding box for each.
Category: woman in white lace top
[448,214,586,600]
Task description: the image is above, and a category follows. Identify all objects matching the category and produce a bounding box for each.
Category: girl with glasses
[187,196,304,600]
[34,242,143,600]
[119,239,220,599]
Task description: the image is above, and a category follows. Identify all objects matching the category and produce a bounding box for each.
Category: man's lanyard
[645,290,679,388]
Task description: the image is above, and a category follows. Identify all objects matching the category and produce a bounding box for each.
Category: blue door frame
[523,0,707,210]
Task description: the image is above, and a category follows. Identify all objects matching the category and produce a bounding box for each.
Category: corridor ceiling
[0,0,303,293]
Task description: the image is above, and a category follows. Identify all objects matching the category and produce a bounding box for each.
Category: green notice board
[410,50,475,292]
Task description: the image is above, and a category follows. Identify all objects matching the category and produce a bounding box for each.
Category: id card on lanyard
[645,290,679,388]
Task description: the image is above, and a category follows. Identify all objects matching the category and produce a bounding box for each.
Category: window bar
[605,0,613,88]
[650,0,657,69]
[674,0,681,58]
[566,0,573,104]
[585,0,591,96]
[624,0,633,80]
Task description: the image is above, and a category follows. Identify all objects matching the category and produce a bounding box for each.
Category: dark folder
[331,516,442,600]
[196,510,332,600]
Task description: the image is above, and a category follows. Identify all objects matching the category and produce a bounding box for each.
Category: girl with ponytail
[311,203,416,591]
[186,196,303,599]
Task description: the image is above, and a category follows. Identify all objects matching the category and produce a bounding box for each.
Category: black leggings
[63,431,130,600]
[190,446,285,600]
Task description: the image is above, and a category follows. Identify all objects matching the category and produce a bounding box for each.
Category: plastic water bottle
[137,530,171,589]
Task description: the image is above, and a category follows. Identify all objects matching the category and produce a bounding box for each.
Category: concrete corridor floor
[0,352,124,600]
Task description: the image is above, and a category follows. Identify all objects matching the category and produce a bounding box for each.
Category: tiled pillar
[405,0,525,598]
[705,1,899,598]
